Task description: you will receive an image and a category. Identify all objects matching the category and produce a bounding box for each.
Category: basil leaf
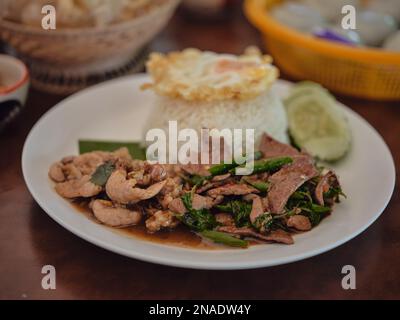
[216,200,252,227]
[90,161,115,186]
[179,192,217,231]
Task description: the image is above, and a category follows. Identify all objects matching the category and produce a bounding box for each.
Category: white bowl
[0,54,29,104]
[0,54,29,130]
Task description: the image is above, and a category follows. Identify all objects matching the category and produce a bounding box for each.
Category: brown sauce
[71,201,224,250]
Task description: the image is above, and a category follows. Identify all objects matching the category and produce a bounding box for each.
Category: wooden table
[1,5,399,300]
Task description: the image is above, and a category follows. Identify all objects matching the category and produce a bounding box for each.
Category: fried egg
[143,47,279,101]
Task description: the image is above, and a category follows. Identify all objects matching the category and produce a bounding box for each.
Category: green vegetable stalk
[286,185,333,226]
[242,178,269,192]
[250,157,293,174]
[209,151,263,176]
[201,230,248,248]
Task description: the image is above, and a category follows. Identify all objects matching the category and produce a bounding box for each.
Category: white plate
[22,74,396,270]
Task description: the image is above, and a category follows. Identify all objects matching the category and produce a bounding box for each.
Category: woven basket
[245,0,400,101]
[0,0,180,94]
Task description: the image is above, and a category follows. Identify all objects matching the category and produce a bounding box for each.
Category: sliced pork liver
[287,215,312,231]
[249,196,265,224]
[218,226,294,244]
[315,170,340,206]
[168,198,187,215]
[192,194,223,210]
[259,133,300,158]
[207,183,259,197]
[267,156,318,214]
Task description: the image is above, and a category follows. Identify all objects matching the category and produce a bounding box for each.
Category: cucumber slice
[285,84,351,161]
[284,81,328,105]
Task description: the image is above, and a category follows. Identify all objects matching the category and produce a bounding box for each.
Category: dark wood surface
[1,6,399,300]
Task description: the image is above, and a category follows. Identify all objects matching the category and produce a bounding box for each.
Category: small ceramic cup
[0,54,29,130]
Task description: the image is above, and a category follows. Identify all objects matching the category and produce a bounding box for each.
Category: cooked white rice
[143,90,289,148]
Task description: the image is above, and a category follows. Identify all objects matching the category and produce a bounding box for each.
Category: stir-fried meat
[158,177,183,209]
[215,213,235,226]
[72,151,111,175]
[160,177,182,198]
[112,147,132,160]
[49,161,83,182]
[49,148,131,183]
[49,135,343,248]
[144,206,160,217]
[242,193,258,202]
[315,170,340,206]
[211,173,231,182]
[265,229,295,244]
[249,196,265,224]
[128,168,149,186]
[91,199,142,227]
[55,175,102,198]
[267,156,319,213]
[149,164,167,182]
[287,215,312,231]
[49,162,65,182]
[159,194,175,210]
[106,169,167,204]
[259,133,300,158]
[128,162,168,187]
[192,194,213,210]
[168,198,187,215]
[145,210,179,233]
[244,173,270,186]
[180,164,211,177]
[218,226,294,244]
[192,194,224,210]
[196,180,226,194]
[63,163,83,180]
[207,183,259,198]
[258,172,270,181]
[61,155,75,164]
[261,197,270,211]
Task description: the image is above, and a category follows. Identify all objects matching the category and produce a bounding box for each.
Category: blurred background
[0,0,399,132]
[1,0,399,100]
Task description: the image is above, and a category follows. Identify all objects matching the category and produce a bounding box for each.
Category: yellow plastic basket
[244,0,400,100]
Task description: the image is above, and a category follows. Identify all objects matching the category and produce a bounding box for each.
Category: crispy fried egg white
[143,47,279,101]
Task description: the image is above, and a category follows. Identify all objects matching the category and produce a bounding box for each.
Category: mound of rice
[143,91,289,146]
[142,48,289,149]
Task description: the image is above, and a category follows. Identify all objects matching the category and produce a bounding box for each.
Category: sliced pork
[207,183,259,197]
[259,133,300,158]
[315,170,341,206]
[267,156,319,213]
[218,226,294,245]
[287,215,312,231]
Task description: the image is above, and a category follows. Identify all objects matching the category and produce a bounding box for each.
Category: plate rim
[22,74,396,270]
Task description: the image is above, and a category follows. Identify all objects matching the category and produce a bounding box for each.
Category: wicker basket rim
[244,0,400,65]
[0,0,180,36]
